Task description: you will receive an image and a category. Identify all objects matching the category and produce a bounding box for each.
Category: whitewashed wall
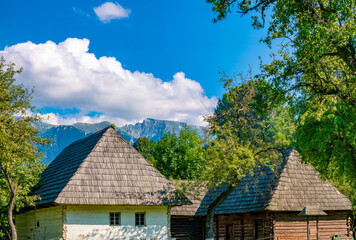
[65,205,170,240]
[16,206,64,240]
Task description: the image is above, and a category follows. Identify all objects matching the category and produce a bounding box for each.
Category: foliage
[133,137,156,165]
[153,126,206,179]
[154,125,205,179]
[206,0,356,205]
[201,73,294,238]
[133,126,206,180]
[0,57,47,240]
[296,97,356,201]
[204,73,294,186]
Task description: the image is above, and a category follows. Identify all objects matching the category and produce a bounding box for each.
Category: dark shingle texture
[33,126,188,206]
[197,149,351,215]
[171,181,207,216]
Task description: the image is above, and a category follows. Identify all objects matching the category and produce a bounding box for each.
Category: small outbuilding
[196,149,352,240]
[170,181,207,240]
[16,126,189,240]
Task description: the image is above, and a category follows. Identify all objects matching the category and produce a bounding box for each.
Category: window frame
[109,212,121,226]
[135,212,146,227]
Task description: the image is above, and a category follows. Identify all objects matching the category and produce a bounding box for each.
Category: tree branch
[207,182,238,214]
[237,0,275,15]
[285,82,356,106]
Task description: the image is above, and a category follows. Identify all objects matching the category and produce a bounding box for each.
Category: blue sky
[0,0,272,126]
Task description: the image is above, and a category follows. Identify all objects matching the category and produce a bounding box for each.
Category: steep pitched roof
[171,181,207,216]
[197,149,351,215]
[33,126,188,206]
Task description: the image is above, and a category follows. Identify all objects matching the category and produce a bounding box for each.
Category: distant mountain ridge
[73,121,112,134]
[35,119,203,164]
[119,118,203,143]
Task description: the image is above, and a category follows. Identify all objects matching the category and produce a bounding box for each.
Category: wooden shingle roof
[196,149,351,215]
[33,126,189,206]
[171,181,207,216]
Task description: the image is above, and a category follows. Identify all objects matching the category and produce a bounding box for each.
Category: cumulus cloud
[94,2,130,23]
[0,38,217,126]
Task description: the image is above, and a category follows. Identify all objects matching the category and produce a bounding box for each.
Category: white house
[16,126,189,240]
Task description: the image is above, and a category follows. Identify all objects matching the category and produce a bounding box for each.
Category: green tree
[296,98,356,204]
[152,126,206,180]
[213,72,295,147]
[133,137,156,164]
[206,0,356,207]
[202,74,294,238]
[0,57,47,240]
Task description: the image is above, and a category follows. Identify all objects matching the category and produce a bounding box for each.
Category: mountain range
[35,118,203,164]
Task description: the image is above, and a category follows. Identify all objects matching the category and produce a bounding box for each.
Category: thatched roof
[33,126,189,206]
[171,181,207,216]
[197,149,351,215]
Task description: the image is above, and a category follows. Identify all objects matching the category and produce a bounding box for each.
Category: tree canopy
[201,74,294,238]
[0,57,47,240]
[133,125,206,180]
[133,136,156,165]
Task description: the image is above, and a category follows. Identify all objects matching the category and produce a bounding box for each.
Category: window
[135,212,145,226]
[110,212,121,226]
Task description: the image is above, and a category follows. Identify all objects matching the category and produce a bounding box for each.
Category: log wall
[214,213,272,240]
[273,212,351,240]
[212,212,351,240]
[171,216,204,240]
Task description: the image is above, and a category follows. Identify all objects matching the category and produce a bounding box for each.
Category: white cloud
[0,38,217,126]
[93,2,130,23]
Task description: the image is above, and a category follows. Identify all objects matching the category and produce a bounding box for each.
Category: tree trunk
[205,208,215,239]
[8,189,17,240]
[205,182,238,240]
[1,163,17,240]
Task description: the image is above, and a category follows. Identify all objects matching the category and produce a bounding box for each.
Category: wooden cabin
[196,149,352,240]
[16,126,189,240]
[171,181,207,240]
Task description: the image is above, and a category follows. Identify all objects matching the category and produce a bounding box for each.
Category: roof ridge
[54,126,113,203]
[32,126,111,204]
[266,149,351,211]
[45,126,188,206]
[101,128,170,181]
[264,149,294,210]
[126,134,170,181]
[197,148,351,216]
[47,126,111,164]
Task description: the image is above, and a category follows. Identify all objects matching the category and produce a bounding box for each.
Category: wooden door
[226,224,234,240]
[255,219,264,239]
